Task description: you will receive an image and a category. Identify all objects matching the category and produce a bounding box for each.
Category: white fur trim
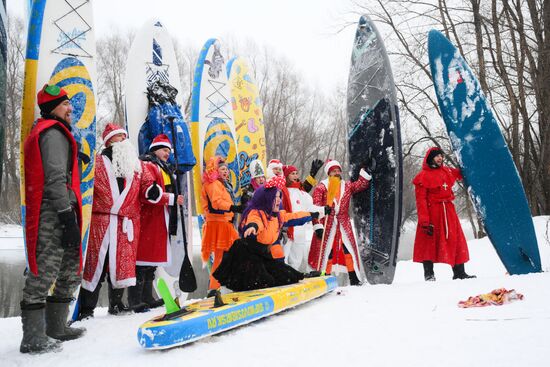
[110,277,136,289]
[359,168,372,181]
[145,183,163,204]
[103,129,127,145]
[313,223,324,231]
[149,141,172,150]
[167,193,175,206]
[324,160,341,175]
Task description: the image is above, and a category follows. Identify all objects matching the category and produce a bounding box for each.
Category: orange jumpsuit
[201,179,239,290]
[243,209,312,260]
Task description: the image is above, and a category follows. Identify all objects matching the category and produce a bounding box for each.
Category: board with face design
[428,29,541,275]
[20,0,97,320]
[347,15,403,285]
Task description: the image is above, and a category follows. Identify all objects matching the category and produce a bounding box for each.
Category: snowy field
[0,217,549,367]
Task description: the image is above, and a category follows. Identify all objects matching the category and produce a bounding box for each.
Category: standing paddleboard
[0,0,6,189]
[191,39,240,227]
[427,30,541,275]
[346,15,403,285]
[125,21,195,295]
[20,0,97,319]
[227,57,266,189]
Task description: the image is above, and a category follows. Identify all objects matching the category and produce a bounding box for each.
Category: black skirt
[213,238,304,292]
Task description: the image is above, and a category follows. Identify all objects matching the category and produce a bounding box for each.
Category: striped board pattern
[137,276,337,349]
[20,0,97,319]
[227,57,267,189]
[191,38,240,223]
[428,29,541,275]
[346,15,403,284]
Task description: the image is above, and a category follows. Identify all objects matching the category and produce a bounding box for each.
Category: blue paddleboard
[428,29,541,275]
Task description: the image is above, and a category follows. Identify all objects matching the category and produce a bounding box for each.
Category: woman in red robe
[413,147,476,281]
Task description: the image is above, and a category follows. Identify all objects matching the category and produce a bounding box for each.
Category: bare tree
[0,15,25,223]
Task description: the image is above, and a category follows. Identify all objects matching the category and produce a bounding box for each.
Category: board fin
[157,278,180,314]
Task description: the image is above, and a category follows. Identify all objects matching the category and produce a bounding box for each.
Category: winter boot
[423,261,436,281]
[45,297,86,341]
[76,285,101,320]
[107,283,130,315]
[20,303,62,354]
[206,289,218,298]
[128,279,149,313]
[142,279,164,309]
[452,264,477,280]
[348,271,362,286]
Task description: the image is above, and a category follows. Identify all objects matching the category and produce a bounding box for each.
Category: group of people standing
[19,84,476,355]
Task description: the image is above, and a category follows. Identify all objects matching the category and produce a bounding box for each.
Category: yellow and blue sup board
[227,57,266,188]
[138,276,337,349]
[20,0,97,320]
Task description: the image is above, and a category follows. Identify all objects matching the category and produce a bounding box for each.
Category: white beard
[111,139,142,178]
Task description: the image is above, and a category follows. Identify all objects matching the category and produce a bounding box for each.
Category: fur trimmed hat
[102,123,127,146]
[324,160,341,175]
[149,134,172,152]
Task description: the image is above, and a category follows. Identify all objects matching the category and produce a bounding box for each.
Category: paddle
[168,116,197,293]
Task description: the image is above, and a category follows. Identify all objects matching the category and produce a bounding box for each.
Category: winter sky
[9,0,363,92]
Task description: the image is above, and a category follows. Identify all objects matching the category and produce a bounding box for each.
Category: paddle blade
[179,254,197,292]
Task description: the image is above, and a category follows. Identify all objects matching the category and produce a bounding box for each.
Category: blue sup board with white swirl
[20,0,97,320]
[428,30,541,275]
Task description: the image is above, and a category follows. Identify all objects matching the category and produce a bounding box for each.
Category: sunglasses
[44,84,61,96]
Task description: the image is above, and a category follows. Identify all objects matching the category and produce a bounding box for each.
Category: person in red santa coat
[413,147,476,281]
[77,124,160,319]
[20,85,85,354]
[308,160,371,285]
[282,163,326,271]
[134,134,184,309]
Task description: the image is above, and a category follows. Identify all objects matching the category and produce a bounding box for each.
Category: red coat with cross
[412,147,470,266]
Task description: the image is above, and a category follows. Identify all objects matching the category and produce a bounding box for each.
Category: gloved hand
[230,204,245,213]
[310,159,324,177]
[315,228,324,239]
[421,223,434,236]
[324,205,332,216]
[58,209,80,248]
[146,182,161,201]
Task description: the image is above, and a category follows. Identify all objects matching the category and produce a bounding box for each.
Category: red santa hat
[324,159,341,175]
[102,123,127,146]
[37,84,69,116]
[283,165,298,177]
[149,134,172,152]
[268,159,283,170]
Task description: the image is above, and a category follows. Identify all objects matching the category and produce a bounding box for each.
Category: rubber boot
[348,271,362,286]
[76,284,101,320]
[142,279,164,309]
[128,279,149,313]
[20,303,62,354]
[45,297,86,341]
[107,283,130,315]
[452,263,477,280]
[423,261,435,281]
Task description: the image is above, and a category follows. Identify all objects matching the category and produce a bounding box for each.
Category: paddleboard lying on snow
[346,15,403,285]
[427,30,541,275]
[137,276,337,349]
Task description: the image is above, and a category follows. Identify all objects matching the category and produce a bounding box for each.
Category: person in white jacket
[282,164,326,272]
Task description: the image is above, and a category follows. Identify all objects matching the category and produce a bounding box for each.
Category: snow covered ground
[0,217,549,367]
